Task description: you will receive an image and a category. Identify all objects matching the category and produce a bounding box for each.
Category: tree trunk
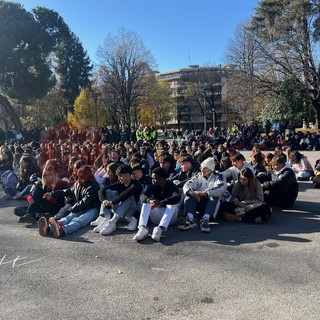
[0,94,22,130]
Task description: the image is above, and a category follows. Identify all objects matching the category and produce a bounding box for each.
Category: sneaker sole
[49,218,60,238]
[38,217,48,237]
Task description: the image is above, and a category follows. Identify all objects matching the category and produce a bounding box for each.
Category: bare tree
[248,0,320,127]
[96,28,156,128]
[184,66,224,131]
[224,21,272,124]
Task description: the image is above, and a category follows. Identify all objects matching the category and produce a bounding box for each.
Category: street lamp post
[212,108,216,137]
[202,89,207,136]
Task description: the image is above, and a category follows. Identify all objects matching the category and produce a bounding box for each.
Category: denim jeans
[99,189,136,222]
[19,184,32,197]
[138,203,179,230]
[184,195,219,218]
[4,184,32,197]
[4,187,19,197]
[59,208,99,234]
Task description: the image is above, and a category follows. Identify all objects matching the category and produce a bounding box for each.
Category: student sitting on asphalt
[133,167,181,242]
[288,150,314,181]
[222,168,271,224]
[129,164,153,228]
[222,153,254,192]
[178,157,227,233]
[169,155,200,189]
[17,166,68,224]
[257,155,298,208]
[91,164,143,235]
[38,165,101,237]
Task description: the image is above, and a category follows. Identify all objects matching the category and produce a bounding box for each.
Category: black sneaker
[200,219,211,233]
[14,206,28,217]
[178,218,197,230]
[17,213,37,224]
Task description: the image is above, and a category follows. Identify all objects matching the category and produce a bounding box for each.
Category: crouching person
[222,168,271,223]
[178,157,227,233]
[38,165,100,237]
[133,167,181,242]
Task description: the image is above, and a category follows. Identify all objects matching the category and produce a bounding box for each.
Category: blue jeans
[4,184,32,197]
[184,195,219,218]
[59,208,99,234]
[99,189,136,222]
[19,184,32,197]
[4,187,19,197]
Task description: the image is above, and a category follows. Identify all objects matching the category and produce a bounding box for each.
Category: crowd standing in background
[0,121,319,243]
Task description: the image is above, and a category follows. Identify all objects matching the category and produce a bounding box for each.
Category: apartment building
[156,65,229,132]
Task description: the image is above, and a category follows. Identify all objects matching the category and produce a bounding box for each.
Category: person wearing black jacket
[133,167,181,242]
[18,166,68,224]
[129,164,153,228]
[92,164,143,235]
[257,155,298,208]
[169,156,200,189]
[39,166,100,237]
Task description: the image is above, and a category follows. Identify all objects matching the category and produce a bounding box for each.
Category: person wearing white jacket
[178,157,227,233]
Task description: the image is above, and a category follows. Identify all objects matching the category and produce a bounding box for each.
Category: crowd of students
[0,134,319,243]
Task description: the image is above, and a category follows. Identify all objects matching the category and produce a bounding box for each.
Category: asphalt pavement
[1,151,320,320]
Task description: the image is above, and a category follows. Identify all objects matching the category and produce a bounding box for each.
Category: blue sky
[16,0,258,72]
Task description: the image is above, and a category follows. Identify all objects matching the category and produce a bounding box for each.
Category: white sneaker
[133,226,149,241]
[100,220,117,236]
[93,218,109,233]
[151,226,163,241]
[90,215,105,227]
[127,217,138,231]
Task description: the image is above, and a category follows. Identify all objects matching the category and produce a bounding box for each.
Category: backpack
[1,170,18,189]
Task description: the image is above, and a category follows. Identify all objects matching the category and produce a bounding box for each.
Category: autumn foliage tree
[68,89,107,129]
[138,80,172,127]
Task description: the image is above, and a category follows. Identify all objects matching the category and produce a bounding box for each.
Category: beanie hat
[201,157,216,172]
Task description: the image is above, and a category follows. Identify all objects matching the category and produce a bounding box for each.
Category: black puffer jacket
[258,165,298,208]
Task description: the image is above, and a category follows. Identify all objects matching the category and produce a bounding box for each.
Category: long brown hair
[77,165,94,186]
[238,168,257,200]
